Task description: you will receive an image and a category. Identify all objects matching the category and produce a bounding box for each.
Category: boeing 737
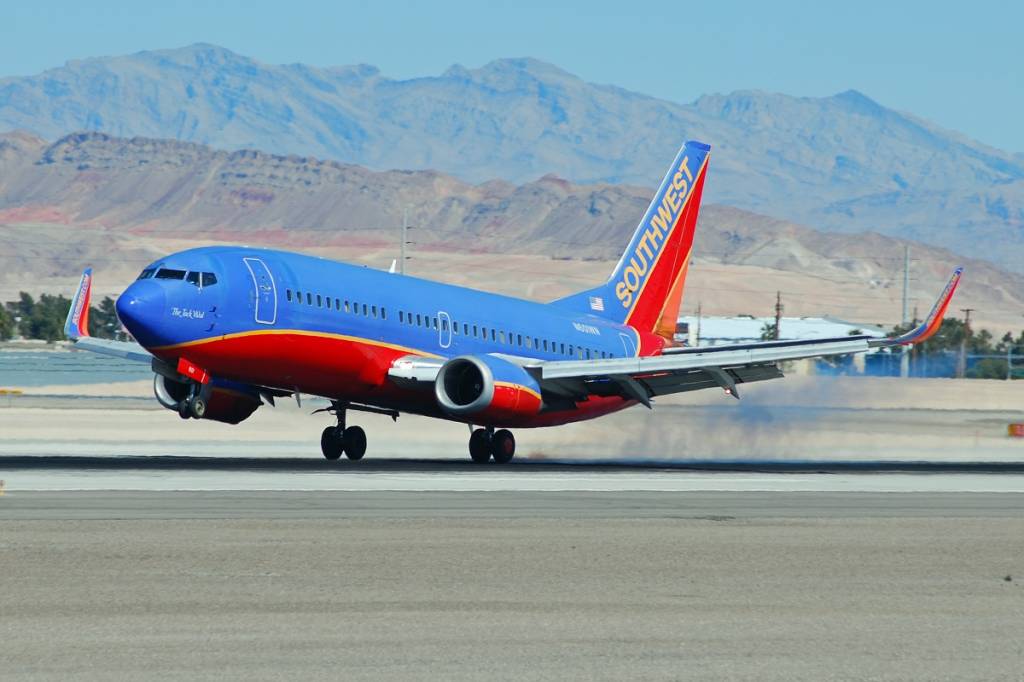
[63,140,963,463]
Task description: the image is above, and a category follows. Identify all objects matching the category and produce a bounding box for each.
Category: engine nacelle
[153,374,262,425]
[434,355,542,423]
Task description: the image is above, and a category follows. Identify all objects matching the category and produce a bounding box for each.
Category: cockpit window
[185,271,219,287]
[155,268,186,280]
[136,268,156,280]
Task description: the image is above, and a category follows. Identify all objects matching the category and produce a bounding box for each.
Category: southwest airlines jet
[63,141,962,463]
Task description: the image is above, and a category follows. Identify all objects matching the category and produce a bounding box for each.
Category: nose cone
[116,280,167,347]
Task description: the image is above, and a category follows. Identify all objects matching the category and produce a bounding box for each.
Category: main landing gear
[468,427,516,464]
[319,401,367,461]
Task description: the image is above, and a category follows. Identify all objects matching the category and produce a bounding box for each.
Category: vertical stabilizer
[551,140,710,343]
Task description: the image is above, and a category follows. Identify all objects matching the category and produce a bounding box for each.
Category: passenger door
[243,257,277,325]
[438,311,452,349]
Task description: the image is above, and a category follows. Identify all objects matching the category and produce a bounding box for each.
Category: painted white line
[6,472,1024,493]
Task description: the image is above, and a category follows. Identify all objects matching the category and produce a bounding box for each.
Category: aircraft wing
[526,267,963,406]
[63,267,152,363]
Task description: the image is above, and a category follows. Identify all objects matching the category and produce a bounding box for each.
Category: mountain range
[0,44,1021,271]
[1,130,1020,332]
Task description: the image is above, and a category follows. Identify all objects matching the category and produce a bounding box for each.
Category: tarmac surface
[3,454,1024,680]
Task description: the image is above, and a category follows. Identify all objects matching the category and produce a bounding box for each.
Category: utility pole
[901,245,910,325]
[957,308,974,379]
[399,207,414,275]
[900,246,911,378]
[773,291,783,340]
[695,302,702,347]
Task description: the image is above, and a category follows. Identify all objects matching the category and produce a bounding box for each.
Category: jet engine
[434,355,542,423]
[153,374,262,424]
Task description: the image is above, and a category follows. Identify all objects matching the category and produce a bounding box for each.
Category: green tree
[968,358,1009,380]
[23,293,71,342]
[0,304,14,340]
[759,321,777,341]
[88,296,121,339]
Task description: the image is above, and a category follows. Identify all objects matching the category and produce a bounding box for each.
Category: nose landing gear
[177,384,207,420]
[468,427,516,464]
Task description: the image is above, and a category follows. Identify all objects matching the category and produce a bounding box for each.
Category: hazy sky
[4,0,1021,152]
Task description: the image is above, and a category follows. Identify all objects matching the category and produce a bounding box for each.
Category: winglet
[63,268,93,339]
[874,267,963,347]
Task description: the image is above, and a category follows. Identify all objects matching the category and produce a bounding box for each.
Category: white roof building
[676,315,887,347]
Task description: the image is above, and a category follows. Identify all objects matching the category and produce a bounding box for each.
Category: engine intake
[434,355,542,423]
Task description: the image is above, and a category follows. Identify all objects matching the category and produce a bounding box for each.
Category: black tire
[178,401,191,420]
[343,426,367,461]
[491,429,515,464]
[320,426,343,460]
[188,396,207,419]
[469,428,492,463]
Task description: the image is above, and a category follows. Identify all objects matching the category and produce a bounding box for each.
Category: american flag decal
[589,296,605,311]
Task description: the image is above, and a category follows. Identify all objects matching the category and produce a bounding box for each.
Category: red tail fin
[550,141,710,344]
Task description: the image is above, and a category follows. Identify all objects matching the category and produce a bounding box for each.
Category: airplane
[62,140,963,463]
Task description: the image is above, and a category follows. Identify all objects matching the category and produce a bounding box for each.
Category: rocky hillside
[0,45,1021,270]
[1,131,1021,329]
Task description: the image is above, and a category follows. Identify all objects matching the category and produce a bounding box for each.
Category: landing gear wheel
[320,426,343,460]
[188,396,207,419]
[343,426,367,461]
[491,429,515,464]
[469,428,492,463]
[178,401,191,420]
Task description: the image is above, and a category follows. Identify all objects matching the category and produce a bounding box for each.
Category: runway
[5,454,1024,679]
[4,454,1024,520]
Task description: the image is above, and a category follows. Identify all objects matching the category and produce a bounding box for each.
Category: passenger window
[453,321,459,335]
[525,337,532,349]
[543,340,548,351]
[399,311,404,323]
[499,331,505,343]
[155,268,186,280]
[362,304,368,316]
[335,298,340,310]
[286,289,292,302]
[517,334,523,346]
[416,314,422,326]
[473,325,478,337]
[306,293,313,305]
[381,308,386,320]
[371,305,377,318]
[296,290,302,304]
[463,323,469,335]
[316,294,322,307]
[442,318,448,331]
